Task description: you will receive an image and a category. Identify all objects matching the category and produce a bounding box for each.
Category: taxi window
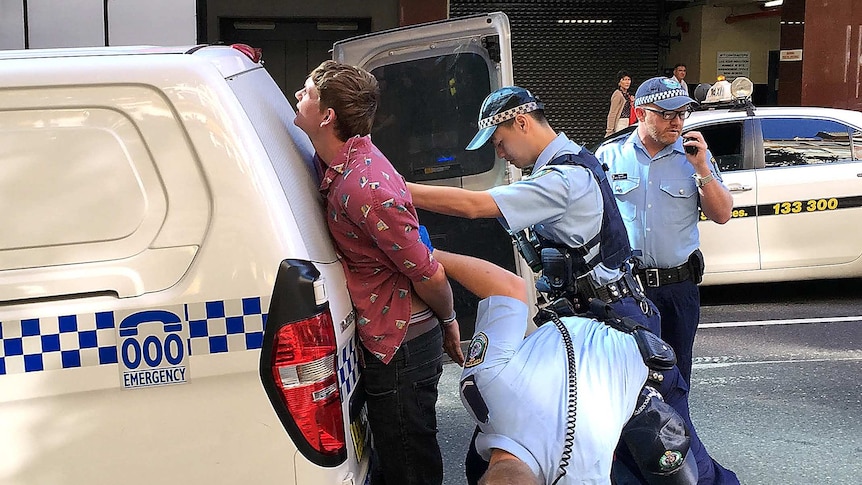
[370,53,494,182]
[761,118,857,167]
[697,122,744,172]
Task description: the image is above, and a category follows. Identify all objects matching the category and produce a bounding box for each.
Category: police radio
[510,229,543,273]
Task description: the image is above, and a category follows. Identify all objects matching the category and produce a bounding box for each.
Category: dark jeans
[361,328,444,485]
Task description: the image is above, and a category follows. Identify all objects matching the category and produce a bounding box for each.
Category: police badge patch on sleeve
[464,332,489,368]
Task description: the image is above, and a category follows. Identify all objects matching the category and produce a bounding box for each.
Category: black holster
[589,300,676,371]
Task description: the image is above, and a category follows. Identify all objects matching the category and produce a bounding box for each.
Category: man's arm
[407,182,502,219]
[412,265,464,365]
[682,131,733,224]
[432,250,527,304]
[698,172,733,224]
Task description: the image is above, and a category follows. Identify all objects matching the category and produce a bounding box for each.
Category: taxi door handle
[727,183,752,192]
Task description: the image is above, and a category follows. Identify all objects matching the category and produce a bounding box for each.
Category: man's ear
[321,108,335,127]
[515,114,528,132]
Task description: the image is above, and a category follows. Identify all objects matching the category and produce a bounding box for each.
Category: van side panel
[0,51,365,485]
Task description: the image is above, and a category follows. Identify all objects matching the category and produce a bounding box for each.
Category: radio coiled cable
[547,310,577,485]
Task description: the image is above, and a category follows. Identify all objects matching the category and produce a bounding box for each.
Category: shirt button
[646,227,651,232]
[647,204,652,209]
[679,189,685,195]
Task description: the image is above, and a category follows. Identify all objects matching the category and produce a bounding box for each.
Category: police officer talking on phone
[596,77,733,387]
[409,86,738,485]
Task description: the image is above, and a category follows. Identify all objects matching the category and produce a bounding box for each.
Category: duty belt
[637,263,693,288]
[575,273,638,305]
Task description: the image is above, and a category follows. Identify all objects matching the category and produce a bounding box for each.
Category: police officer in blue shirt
[596,77,737,485]
[408,86,658,329]
[595,77,733,386]
[409,86,737,485]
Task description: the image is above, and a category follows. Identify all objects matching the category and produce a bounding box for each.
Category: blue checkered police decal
[0,296,270,376]
[0,313,119,375]
[2,296,361,397]
[338,337,360,396]
[186,297,270,357]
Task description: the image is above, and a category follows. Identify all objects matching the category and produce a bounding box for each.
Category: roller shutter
[451,0,661,146]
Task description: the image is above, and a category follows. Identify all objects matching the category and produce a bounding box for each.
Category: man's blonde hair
[309,60,379,141]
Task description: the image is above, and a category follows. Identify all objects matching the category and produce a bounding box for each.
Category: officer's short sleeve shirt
[595,130,724,268]
[487,134,622,284]
[459,295,648,485]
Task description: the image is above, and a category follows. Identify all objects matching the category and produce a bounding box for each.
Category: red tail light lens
[231,43,262,63]
[270,311,345,455]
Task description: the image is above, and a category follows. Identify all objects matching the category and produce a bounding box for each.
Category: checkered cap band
[477,102,539,129]
[634,88,690,107]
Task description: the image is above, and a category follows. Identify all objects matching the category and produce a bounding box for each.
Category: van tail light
[231,43,262,63]
[260,260,347,466]
[270,311,344,455]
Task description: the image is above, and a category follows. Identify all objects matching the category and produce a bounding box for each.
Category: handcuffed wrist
[440,311,457,325]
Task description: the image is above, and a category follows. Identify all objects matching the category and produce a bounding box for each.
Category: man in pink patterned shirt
[294,60,464,485]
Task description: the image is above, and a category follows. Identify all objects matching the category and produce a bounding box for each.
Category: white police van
[0,12,524,485]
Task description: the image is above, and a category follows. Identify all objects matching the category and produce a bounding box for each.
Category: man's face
[294,77,325,135]
[639,104,689,148]
[490,120,535,169]
[674,66,687,80]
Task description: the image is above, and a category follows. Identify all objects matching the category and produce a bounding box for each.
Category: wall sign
[780,49,803,61]
[717,51,750,79]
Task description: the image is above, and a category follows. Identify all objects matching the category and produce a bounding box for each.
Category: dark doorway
[220,18,372,106]
[766,49,780,106]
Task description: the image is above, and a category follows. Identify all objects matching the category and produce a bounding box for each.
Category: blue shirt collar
[534,133,582,171]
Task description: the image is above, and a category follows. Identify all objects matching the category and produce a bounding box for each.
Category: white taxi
[689,78,862,285]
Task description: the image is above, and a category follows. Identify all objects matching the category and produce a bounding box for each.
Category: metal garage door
[451,0,661,146]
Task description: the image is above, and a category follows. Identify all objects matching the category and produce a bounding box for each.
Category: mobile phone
[684,137,698,156]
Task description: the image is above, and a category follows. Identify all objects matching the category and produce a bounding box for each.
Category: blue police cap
[466,86,544,151]
[634,77,697,110]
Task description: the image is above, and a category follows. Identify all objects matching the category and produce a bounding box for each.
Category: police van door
[333,12,533,338]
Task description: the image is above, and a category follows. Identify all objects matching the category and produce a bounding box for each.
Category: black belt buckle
[645,269,660,288]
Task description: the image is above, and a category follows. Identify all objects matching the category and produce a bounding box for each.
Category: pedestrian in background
[605,69,636,136]
[671,63,689,95]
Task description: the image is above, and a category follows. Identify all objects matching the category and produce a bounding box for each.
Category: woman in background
[605,70,635,136]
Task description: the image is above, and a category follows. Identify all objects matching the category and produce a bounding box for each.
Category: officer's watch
[693,172,715,188]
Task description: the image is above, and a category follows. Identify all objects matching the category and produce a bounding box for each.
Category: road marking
[695,355,862,369]
[700,315,862,329]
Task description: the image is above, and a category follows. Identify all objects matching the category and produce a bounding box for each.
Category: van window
[0,84,207,300]
[1,120,148,253]
[0,108,164,272]
[370,52,495,182]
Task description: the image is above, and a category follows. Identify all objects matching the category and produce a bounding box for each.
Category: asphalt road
[436,279,862,485]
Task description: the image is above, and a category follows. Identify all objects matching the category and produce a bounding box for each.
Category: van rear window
[370,52,495,182]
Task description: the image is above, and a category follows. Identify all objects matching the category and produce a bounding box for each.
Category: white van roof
[0,44,261,78]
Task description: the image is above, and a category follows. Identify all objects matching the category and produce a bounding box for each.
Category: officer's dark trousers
[362,328,444,485]
[611,291,739,485]
[644,279,700,385]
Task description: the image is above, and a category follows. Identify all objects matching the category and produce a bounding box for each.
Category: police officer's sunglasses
[640,107,692,120]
